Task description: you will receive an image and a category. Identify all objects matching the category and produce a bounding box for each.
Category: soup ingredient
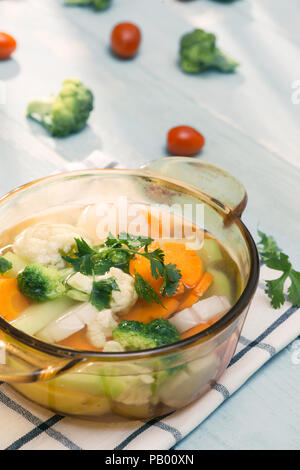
[167,126,205,156]
[112,318,180,351]
[38,302,99,343]
[192,272,214,296]
[103,340,124,352]
[65,0,112,10]
[0,257,12,274]
[124,297,180,323]
[90,277,120,312]
[13,224,91,269]
[169,295,231,333]
[180,29,239,74]
[181,322,214,340]
[59,328,102,351]
[65,235,182,305]
[0,278,31,322]
[87,309,118,348]
[129,241,199,297]
[17,263,66,302]
[12,297,76,335]
[1,253,27,279]
[14,381,111,416]
[206,267,231,300]
[257,230,300,309]
[159,354,219,408]
[63,236,138,276]
[0,32,17,60]
[67,267,138,314]
[178,272,214,310]
[93,268,137,314]
[134,272,165,308]
[26,79,94,137]
[111,23,141,59]
[199,238,223,268]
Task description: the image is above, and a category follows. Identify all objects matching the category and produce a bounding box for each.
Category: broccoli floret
[18,263,66,302]
[26,79,94,137]
[112,319,180,351]
[180,29,239,74]
[65,0,111,10]
[0,257,13,274]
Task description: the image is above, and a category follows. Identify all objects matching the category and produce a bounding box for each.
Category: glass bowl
[0,166,259,421]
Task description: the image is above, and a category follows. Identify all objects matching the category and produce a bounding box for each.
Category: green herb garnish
[90,277,120,311]
[257,231,300,309]
[134,272,165,308]
[63,233,182,306]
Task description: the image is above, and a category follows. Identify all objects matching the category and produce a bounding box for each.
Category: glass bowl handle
[140,157,247,218]
[0,332,84,383]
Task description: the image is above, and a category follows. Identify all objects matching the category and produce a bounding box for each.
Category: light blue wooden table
[0,0,299,450]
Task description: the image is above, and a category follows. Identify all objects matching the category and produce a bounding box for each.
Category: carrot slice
[162,242,203,289]
[123,297,180,323]
[192,272,214,296]
[181,322,213,340]
[179,293,200,310]
[58,327,103,352]
[178,272,214,311]
[129,240,202,297]
[0,277,31,322]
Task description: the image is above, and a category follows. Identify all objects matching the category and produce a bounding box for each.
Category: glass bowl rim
[0,169,260,361]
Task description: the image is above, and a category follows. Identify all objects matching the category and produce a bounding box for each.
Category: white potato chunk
[37,302,99,343]
[169,295,231,333]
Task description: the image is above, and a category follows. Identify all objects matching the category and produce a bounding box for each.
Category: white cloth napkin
[0,153,299,450]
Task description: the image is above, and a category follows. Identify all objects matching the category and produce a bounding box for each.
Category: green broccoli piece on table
[26,79,94,137]
[180,29,239,74]
[18,263,66,302]
[112,319,180,351]
[65,0,111,10]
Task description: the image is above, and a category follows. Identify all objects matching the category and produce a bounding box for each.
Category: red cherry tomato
[110,22,141,59]
[0,32,17,60]
[167,126,205,156]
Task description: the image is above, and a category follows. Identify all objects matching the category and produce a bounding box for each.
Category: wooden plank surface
[0,0,299,450]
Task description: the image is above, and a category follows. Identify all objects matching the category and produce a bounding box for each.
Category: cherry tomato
[167,126,205,156]
[0,32,17,60]
[110,22,141,59]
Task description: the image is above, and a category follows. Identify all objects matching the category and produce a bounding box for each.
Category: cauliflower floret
[116,374,155,405]
[87,309,118,348]
[13,223,92,269]
[103,340,125,352]
[107,267,138,315]
[67,267,138,315]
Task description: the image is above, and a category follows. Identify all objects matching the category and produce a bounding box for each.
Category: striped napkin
[0,153,299,450]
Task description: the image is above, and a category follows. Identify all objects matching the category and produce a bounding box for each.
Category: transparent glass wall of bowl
[11,306,248,419]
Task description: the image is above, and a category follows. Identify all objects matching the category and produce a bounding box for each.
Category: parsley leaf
[90,277,120,311]
[162,263,182,297]
[288,270,300,307]
[265,274,288,309]
[119,232,153,251]
[134,273,165,308]
[74,238,95,256]
[63,238,131,275]
[257,230,281,261]
[257,231,300,309]
[0,257,12,274]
